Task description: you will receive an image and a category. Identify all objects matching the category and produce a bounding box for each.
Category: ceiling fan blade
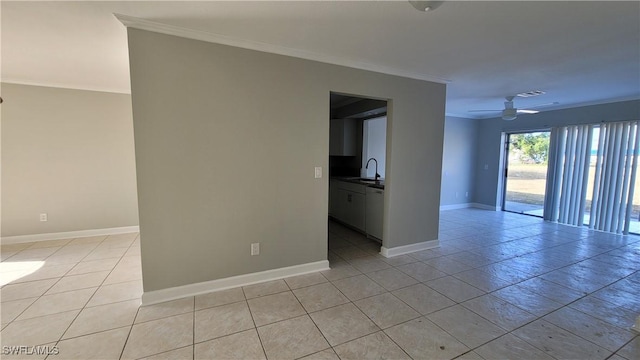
[526,101,559,109]
[468,109,502,112]
[517,109,540,114]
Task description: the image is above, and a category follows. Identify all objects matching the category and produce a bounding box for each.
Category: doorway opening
[327,92,388,261]
[502,131,551,217]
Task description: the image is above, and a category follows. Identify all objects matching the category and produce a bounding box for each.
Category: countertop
[332,176,385,190]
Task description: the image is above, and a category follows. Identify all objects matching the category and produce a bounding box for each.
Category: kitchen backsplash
[329,156,360,177]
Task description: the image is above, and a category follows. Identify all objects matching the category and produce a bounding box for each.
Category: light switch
[484,164,489,170]
[314,166,322,179]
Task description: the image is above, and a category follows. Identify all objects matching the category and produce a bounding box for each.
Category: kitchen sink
[335,177,384,189]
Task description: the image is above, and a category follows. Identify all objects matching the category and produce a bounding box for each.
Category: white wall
[1,83,139,237]
[440,116,479,207]
[127,28,446,292]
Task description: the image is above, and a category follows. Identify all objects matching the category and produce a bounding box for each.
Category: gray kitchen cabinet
[333,189,346,225]
[331,180,366,232]
[329,119,357,156]
[329,179,339,216]
[348,191,366,231]
[365,187,384,240]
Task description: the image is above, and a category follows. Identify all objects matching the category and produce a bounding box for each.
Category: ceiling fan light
[502,108,517,121]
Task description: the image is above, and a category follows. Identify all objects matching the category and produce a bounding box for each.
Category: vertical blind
[544,124,593,226]
[543,121,640,234]
[589,121,640,233]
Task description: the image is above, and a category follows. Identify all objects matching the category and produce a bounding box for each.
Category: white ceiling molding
[114,13,451,85]
[1,79,131,95]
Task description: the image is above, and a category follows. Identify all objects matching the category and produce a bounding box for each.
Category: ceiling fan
[469,96,556,121]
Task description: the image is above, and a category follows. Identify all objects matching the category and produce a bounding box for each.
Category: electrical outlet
[39,213,48,222]
[314,167,322,179]
[251,243,260,256]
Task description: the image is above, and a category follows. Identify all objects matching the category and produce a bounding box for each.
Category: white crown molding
[1,226,140,245]
[113,13,450,85]
[1,79,131,95]
[142,260,330,306]
[380,239,439,258]
[554,95,640,112]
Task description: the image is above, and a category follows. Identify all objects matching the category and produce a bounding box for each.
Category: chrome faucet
[365,158,381,181]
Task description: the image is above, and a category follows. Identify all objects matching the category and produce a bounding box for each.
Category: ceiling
[2,1,639,119]
[330,93,387,120]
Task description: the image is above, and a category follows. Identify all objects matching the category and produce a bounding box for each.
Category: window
[361,117,386,178]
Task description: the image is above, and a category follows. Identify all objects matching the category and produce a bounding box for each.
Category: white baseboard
[1,226,140,245]
[380,239,439,258]
[471,203,500,211]
[141,260,330,306]
[439,203,500,212]
[439,203,473,211]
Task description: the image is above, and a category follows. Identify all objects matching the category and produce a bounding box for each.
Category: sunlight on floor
[0,261,45,286]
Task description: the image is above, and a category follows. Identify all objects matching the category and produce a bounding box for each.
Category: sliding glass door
[502,123,640,234]
[585,126,640,233]
[503,132,551,217]
[544,122,640,234]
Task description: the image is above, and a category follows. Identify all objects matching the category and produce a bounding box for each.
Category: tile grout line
[192,295,195,360]
[118,303,141,360]
[15,233,137,360]
[59,234,135,354]
[241,284,269,360]
[398,222,638,357]
[326,237,457,357]
[287,276,337,357]
[435,226,638,357]
[1,235,113,332]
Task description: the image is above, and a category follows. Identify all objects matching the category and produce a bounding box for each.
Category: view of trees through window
[510,132,550,164]
[503,132,550,216]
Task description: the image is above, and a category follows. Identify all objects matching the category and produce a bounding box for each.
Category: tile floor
[1,208,639,359]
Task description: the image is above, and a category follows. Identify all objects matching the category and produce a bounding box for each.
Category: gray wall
[127,29,446,292]
[440,116,479,206]
[1,83,139,237]
[474,99,640,208]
